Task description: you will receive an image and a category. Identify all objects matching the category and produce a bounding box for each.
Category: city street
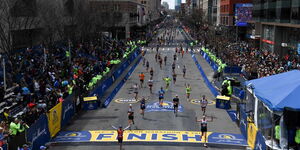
[50,27,245,150]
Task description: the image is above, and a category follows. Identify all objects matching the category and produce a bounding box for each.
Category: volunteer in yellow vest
[275,124,280,144]
[9,118,29,137]
[295,126,300,148]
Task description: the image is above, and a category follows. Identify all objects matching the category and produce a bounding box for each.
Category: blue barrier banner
[90,76,113,97]
[208,132,248,146]
[26,114,51,150]
[103,56,142,107]
[240,107,248,139]
[254,131,266,150]
[61,98,75,127]
[191,52,219,97]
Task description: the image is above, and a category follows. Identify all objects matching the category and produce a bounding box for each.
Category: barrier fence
[22,48,141,150]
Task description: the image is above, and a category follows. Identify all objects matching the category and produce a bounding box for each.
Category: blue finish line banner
[52,130,247,146]
[145,101,184,112]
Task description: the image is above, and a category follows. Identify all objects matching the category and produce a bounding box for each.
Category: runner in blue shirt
[158,87,165,107]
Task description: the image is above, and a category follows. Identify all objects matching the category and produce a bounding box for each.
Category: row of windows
[220,4,229,13]
[221,16,229,25]
[253,7,300,22]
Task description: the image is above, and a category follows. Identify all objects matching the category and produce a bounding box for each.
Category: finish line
[51,130,248,147]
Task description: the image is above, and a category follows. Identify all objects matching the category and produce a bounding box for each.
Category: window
[291,7,300,21]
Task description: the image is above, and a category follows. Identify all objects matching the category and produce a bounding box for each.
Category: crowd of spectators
[0,36,136,147]
[184,23,300,79]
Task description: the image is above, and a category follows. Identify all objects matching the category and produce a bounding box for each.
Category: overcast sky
[162,0,186,9]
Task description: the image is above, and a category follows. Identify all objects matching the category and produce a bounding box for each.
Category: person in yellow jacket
[296,126,300,149]
[9,118,28,137]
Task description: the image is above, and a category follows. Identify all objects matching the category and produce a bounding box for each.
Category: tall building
[251,0,300,56]
[162,2,169,10]
[175,0,182,11]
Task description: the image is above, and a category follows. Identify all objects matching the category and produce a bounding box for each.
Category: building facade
[252,0,300,56]
[175,0,182,11]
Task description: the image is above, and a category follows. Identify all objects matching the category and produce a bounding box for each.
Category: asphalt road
[50,27,243,150]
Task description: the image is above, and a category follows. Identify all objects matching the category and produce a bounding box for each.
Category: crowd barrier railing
[23,47,141,150]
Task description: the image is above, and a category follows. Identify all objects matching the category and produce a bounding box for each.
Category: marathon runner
[150,67,154,78]
[182,65,186,78]
[173,95,179,117]
[148,77,153,94]
[181,48,184,58]
[163,76,171,90]
[155,53,158,62]
[185,83,191,99]
[146,61,149,71]
[164,55,167,66]
[133,83,139,100]
[172,72,177,84]
[139,72,145,88]
[140,97,146,118]
[111,125,130,150]
[172,62,176,73]
[159,56,163,69]
[200,95,208,115]
[196,115,213,147]
[158,87,165,107]
[128,104,135,128]
[173,53,177,61]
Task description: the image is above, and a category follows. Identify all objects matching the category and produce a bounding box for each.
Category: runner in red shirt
[112,125,130,150]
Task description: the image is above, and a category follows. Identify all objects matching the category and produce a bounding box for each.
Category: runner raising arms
[111,125,130,150]
[196,115,213,147]
[173,95,179,117]
[185,83,191,99]
[139,72,145,88]
[158,87,165,107]
[182,65,186,78]
[200,95,208,115]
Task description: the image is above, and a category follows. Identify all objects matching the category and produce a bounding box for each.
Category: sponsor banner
[189,99,215,105]
[208,132,248,146]
[254,131,266,150]
[114,98,139,104]
[247,123,258,149]
[61,98,75,127]
[239,107,248,139]
[53,130,208,143]
[52,130,247,146]
[26,114,51,150]
[145,101,184,112]
[47,102,62,137]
